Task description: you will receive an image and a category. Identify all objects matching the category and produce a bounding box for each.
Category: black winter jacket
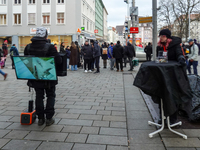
[113,44,124,59]
[93,41,101,58]
[144,45,152,55]
[127,43,136,58]
[24,37,62,88]
[60,45,65,53]
[81,44,93,59]
[156,36,184,61]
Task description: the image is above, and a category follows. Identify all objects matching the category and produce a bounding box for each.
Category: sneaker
[84,70,88,73]
[4,73,7,80]
[38,118,45,126]
[46,118,55,126]
[89,70,92,72]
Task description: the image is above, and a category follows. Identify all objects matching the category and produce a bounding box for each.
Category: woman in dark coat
[60,42,65,53]
[101,42,108,68]
[69,42,78,71]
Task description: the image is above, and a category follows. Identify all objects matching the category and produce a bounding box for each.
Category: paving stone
[55,113,79,119]
[107,145,128,150]
[128,130,162,144]
[93,121,109,127]
[0,122,12,129]
[182,129,200,138]
[75,102,100,106]
[59,119,93,126]
[87,135,128,146]
[100,103,113,107]
[79,114,102,120]
[61,125,82,133]
[103,116,126,122]
[54,109,68,113]
[0,130,11,138]
[65,105,91,110]
[105,107,125,111]
[66,133,88,143]
[25,131,68,142]
[112,111,126,116]
[68,109,97,115]
[80,127,99,134]
[37,142,73,150]
[6,123,45,131]
[112,103,125,107]
[43,125,64,132]
[159,129,185,138]
[162,138,200,147]
[127,119,153,130]
[72,143,106,150]
[1,111,21,116]
[130,144,165,150]
[92,106,105,110]
[126,110,152,119]
[0,116,14,122]
[97,110,111,115]
[2,139,40,150]
[4,130,30,139]
[110,121,127,128]
[100,127,127,136]
[167,148,196,150]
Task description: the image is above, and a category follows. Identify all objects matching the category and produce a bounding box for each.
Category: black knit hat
[159,29,171,38]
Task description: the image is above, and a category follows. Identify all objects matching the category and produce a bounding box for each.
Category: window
[29,0,35,4]
[14,14,21,25]
[57,13,64,24]
[42,13,50,24]
[0,0,6,4]
[0,14,6,25]
[43,0,49,4]
[14,0,21,4]
[28,13,35,24]
[87,21,89,30]
[83,18,85,26]
[58,0,64,3]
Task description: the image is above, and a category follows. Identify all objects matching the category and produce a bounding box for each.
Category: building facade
[0,0,107,52]
[95,0,104,40]
[103,7,108,42]
[107,26,118,44]
[116,25,125,45]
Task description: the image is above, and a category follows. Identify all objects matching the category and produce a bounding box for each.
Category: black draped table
[134,61,193,117]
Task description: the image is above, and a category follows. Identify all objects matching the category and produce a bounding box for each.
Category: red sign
[94,29,98,33]
[130,27,139,33]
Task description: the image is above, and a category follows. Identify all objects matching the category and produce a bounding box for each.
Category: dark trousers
[95,56,100,72]
[116,58,123,71]
[11,56,15,69]
[84,59,91,70]
[103,60,107,68]
[146,54,151,61]
[187,61,198,75]
[128,57,133,70]
[123,57,127,67]
[34,86,56,119]
[91,58,95,70]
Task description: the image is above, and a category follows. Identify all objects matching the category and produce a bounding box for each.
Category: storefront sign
[30,28,50,35]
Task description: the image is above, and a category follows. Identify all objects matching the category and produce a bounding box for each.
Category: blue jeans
[71,65,77,71]
[67,58,69,69]
[0,69,5,76]
[187,61,198,75]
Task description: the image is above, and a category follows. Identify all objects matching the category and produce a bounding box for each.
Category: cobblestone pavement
[0,58,199,150]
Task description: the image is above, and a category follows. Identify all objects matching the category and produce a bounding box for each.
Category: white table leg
[148,99,187,139]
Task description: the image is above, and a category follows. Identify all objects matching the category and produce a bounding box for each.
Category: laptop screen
[13,56,57,81]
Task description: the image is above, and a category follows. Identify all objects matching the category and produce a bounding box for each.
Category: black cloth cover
[133,61,193,116]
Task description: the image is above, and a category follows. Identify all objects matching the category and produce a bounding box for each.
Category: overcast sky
[102,0,160,27]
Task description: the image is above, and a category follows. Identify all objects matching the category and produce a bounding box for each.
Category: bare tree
[158,0,200,41]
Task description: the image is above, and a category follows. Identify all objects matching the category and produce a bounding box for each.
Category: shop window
[0,0,6,4]
[57,13,64,24]
[14,0,21,4]
[29,0,35,4]
[0,14,6,25]
[43,0,50,4]
[43,13,50,24]
[14,14,21,25]
[28,13,36,25]
[58,0,64,3]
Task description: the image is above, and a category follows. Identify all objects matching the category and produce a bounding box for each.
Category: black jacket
[157,36,184,61]
[144,45,152,55]
[24,37,62,88]
[113,44,124,59]
[81,44,93,59]
[93,41,101,58]
[60,45,65,53]
[127,43,136,58]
